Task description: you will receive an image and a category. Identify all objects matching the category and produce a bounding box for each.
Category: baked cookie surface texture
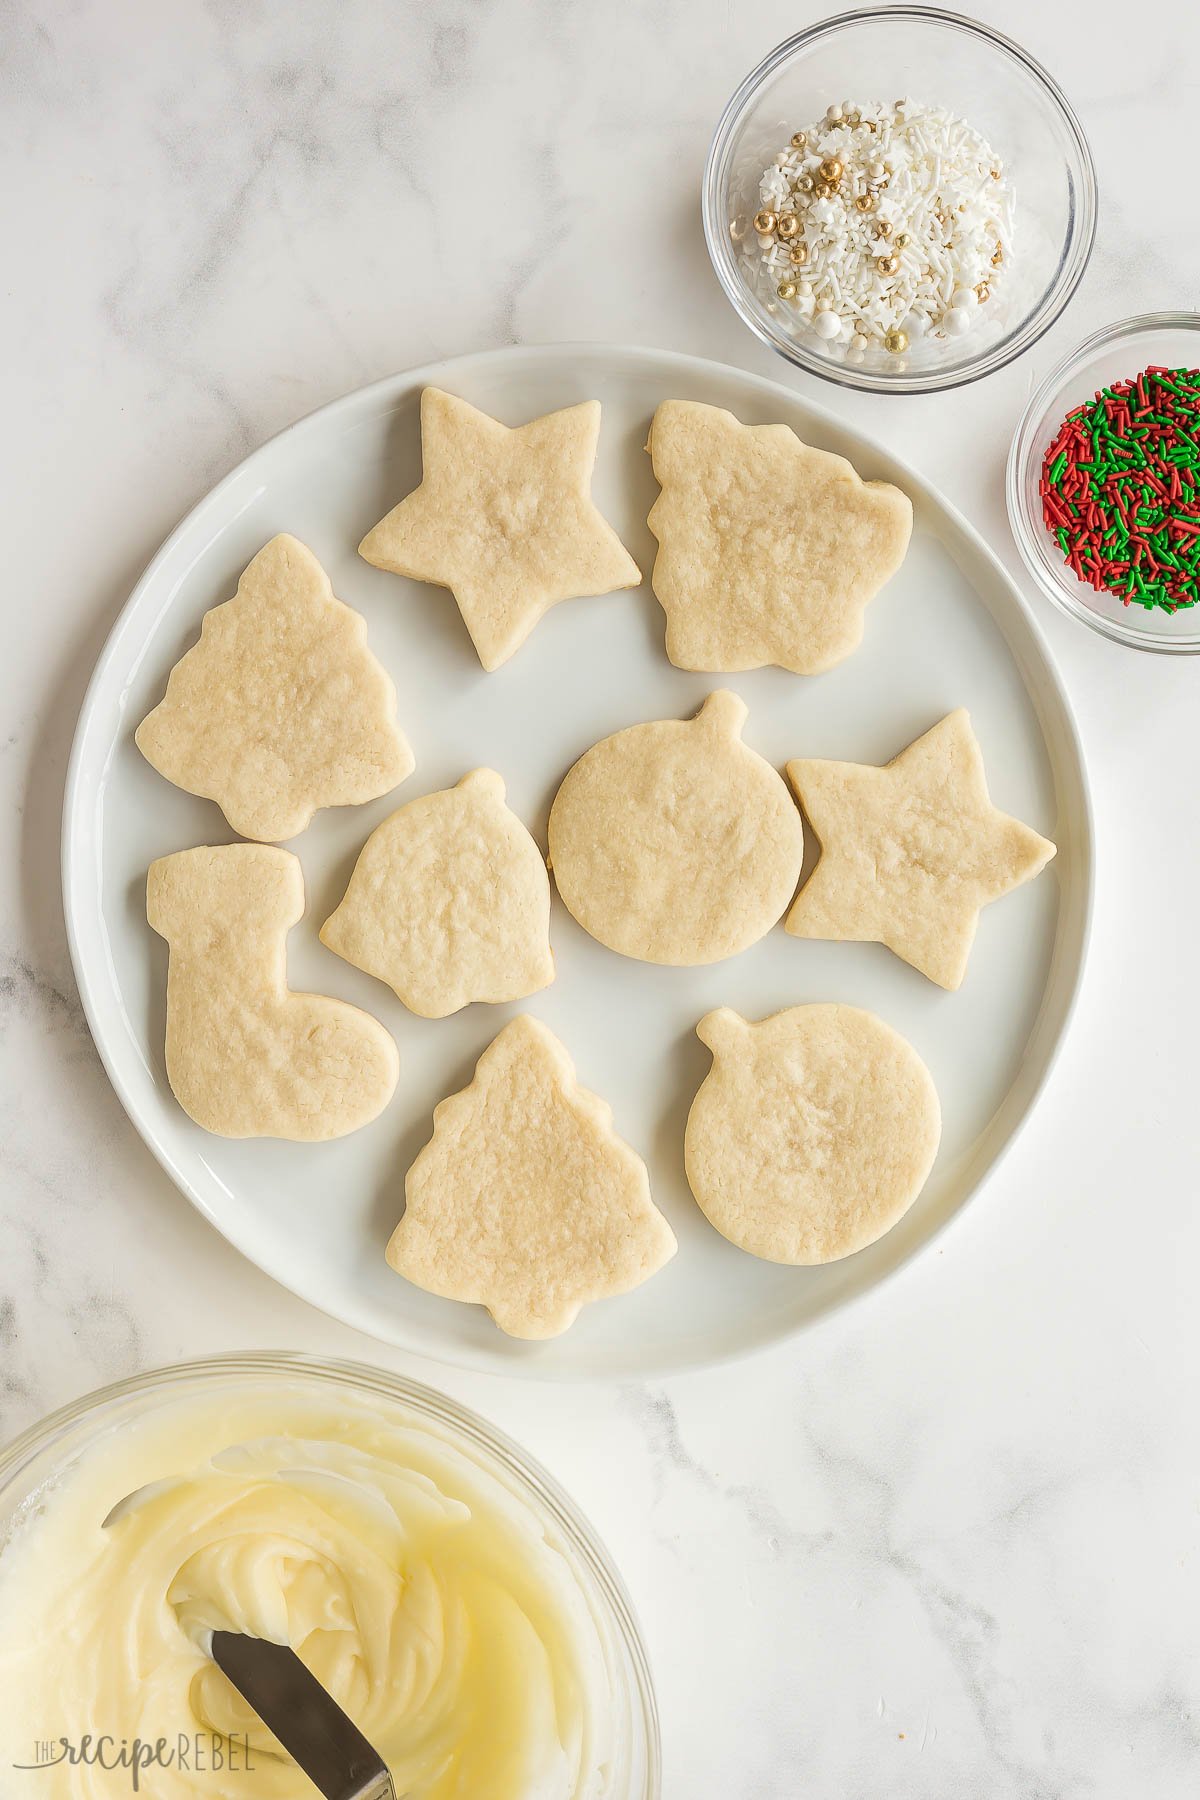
[647,399,912,675]
[359,388,641,670]
[685,1004,941,1263]
[388,1015,676,1339]
[548,689,804,966]
[786,708,1057,989]
[147,844,398,1141]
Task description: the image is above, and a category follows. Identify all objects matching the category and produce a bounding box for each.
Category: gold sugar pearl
[884,329,908,354]
[990,167,1001,180]
[753,209,777,235]
[777,280,798,301]
[790,131,807,150]
[876,254,899,276]
[789,242,809,265]
[776,213,801,240]
[813,180,835,199]
[797,174,815,193]
[894,233,909,249]
[819,158,843,184]
[874,219,893,237]
[855,193,877,214]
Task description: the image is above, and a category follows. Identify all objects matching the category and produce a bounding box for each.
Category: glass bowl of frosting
[0,1354,660,1799]
[703,7,1097,394]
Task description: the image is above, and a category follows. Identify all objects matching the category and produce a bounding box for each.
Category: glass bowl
[0,1354,660,1799]
[703,7,1097,394]
[1007,311,1200,653]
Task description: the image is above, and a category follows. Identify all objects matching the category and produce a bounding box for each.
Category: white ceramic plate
[63,344,1092,1378]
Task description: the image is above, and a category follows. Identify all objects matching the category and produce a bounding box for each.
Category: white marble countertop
[4,1,1199,1793]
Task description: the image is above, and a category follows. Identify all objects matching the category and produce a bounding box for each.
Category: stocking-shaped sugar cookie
[136,534,414,841]
[547,689,804,965]
[647,400,912,674]
[147,844,398,1140]
[320,769,554,1018]
[388,1016,676,1338]
[685,1005,941,1263]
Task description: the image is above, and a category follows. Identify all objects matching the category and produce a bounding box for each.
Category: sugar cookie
[359,389,641,671]
[786,709,1057,989]
[547,689,804,965]
[136,535,413,842]
[147,844,398,1140]
[646,399,912,674]
[321,769,554,1019]
[685,1005,941,1263]
[388,1015,676,1339]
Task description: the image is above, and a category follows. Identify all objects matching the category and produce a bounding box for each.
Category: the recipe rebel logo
[13,1733,257,1790]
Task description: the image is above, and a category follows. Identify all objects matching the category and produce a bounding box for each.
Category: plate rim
[61,340,1095,1380]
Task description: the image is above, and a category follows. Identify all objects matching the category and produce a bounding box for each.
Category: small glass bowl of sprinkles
[1008,314,1200,653]
[704,9,1096,394]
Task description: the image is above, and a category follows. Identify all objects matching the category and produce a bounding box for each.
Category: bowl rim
[1005,309,1200,654]
[702,3,1098,395]
[0,1351,662,1797]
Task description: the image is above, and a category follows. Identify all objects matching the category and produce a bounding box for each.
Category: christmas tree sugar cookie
[547,689,804,966]
[359,388,641,670]
[136,535,414,842]
[147,844,398,1141]
[685,1005,941,1264]
[320,769,554,1019]
[786,709,1057,989]
[646,399,912,674]
[388,1015,676,1339]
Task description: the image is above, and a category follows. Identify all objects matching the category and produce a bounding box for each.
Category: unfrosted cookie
[136,535,414,842]
[388,1015,676,1338]
[547,689,804,966]
[147,844,398,1140]
[685,1005,941,1264]
[646,399,912,674]
[359,389,641,671]
[320,769,554,1019]
[786,709,1057,989]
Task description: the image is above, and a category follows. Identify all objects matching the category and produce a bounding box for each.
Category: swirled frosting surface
[0,1384,611,1798]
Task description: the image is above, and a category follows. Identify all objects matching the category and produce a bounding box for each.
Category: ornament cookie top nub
[321,768,554,1019]
[359,388,641,671]
[647,399,912,674]
[548,689,805,966]
[135,534,413,843]
[147,844,398,1141]
[388,1015,676,1339]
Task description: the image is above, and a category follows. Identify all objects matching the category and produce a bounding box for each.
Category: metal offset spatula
[210,1631,397,1800]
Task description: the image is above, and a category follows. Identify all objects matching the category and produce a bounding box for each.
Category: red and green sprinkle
[1039,364,1200,613]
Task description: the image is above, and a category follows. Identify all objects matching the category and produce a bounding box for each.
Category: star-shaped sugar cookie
[646,399,912,674]
[359,388,641,670]
[785,709,1056,989]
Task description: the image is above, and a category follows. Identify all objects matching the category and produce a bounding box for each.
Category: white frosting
[0,1385,612,1798]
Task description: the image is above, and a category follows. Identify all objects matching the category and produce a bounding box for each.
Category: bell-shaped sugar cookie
[646,399,912,674]
[320,769,555,1019]
[685,1005,941,1264]
[388,1015,676,1338]
[147,844,398,1141]
[136,534,414,842]
[547,689,804,965]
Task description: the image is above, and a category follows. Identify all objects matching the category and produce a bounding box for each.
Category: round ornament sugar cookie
[685,1004,941,1264]
[547,689,804,966]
